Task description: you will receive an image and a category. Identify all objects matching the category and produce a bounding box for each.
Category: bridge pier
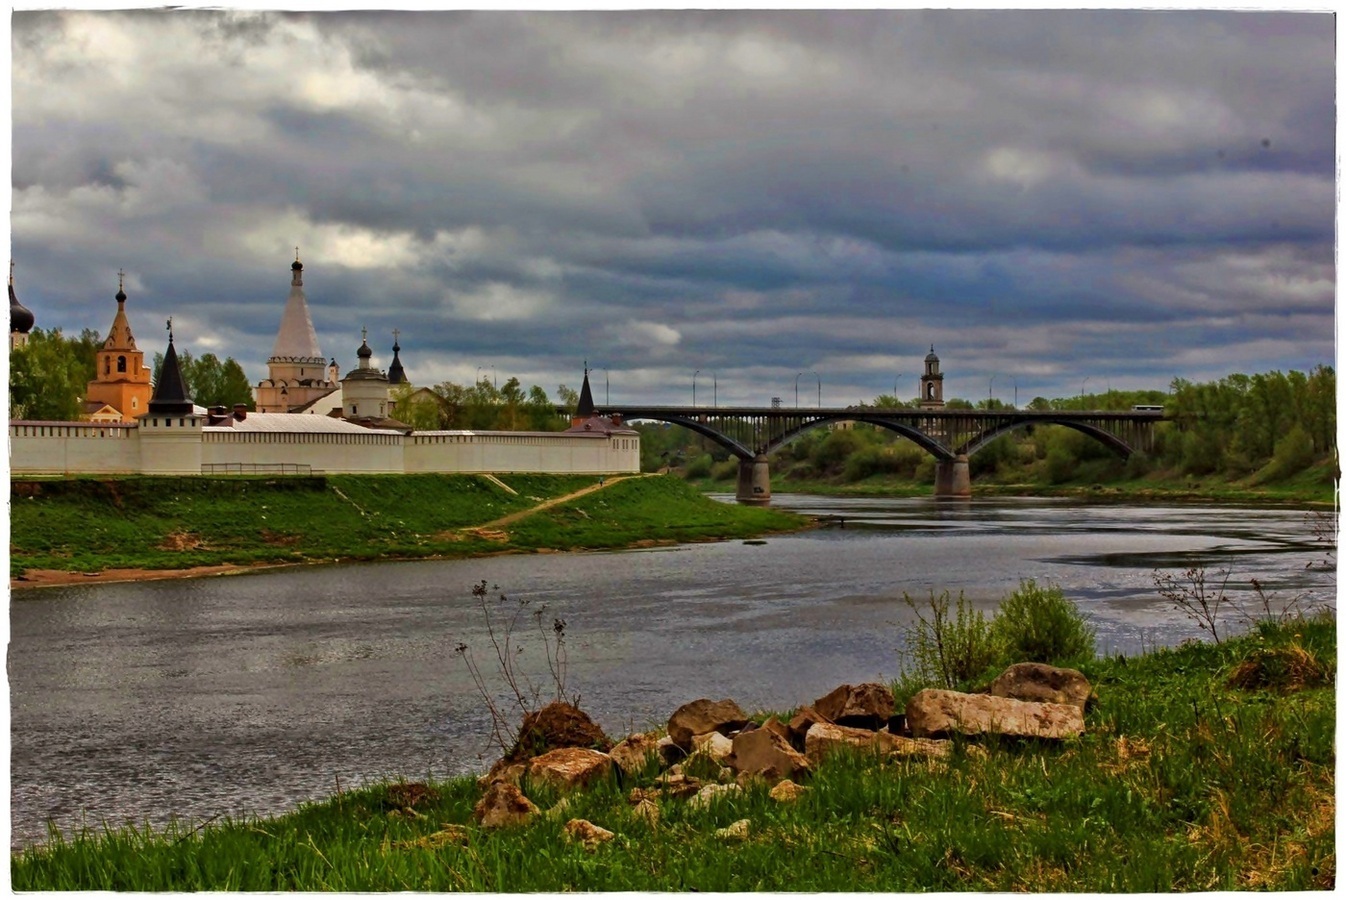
[735,454,772,505]
[934,454,971,499]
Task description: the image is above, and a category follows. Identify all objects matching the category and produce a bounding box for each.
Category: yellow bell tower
[85,272,153,422]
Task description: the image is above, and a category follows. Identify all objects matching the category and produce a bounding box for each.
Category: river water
[8,495,1335,849]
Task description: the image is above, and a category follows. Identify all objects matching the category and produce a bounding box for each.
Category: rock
[654,773,703,799]
[729,726,811,783]
[398,824,471,850]
[510,702,611,760]
[880,731,953,759]
[609,731,663,775]
[563,818,615,851]
[803,721,889,763]
[656,734,686,765]
[787,707,831,747]
[543,795,573,820]
[688,782,742,809]
[668,698,749,751]
[691,731,735,763]
[905,689,1085,740]
[759,716,792,744]
[813,683,895,730]
[769,780,809,803]
[990,663,1093,710]
[527,747,615,792]
[715,819,751,842]
[477,758,527,789]
[632,798,660,826]
[472,781,539,829]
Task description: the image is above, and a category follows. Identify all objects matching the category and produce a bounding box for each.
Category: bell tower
[85,272,153,422]
[919,345,945,410]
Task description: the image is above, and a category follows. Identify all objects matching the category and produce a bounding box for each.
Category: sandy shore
[10,562,297,592]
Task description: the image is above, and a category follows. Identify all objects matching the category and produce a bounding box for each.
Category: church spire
[387,329,406,385]
[270,252,324,363]
[576,365,595,417]
[148,320,194,415]
[103,271,138,351]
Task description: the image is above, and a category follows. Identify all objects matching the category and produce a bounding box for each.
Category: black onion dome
[9,282,34,334]
[387,340,406,385]
[292,259,303,272]
[116,288,127,303]
[357,339,373,359]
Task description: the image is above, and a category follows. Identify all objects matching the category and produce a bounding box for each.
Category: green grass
[10,474,807,578]
[13,615,1335,891]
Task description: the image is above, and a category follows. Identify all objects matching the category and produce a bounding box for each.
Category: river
[8,495,1335,849]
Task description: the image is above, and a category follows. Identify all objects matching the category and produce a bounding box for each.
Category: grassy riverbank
[688,456,1338,506]
[9,473,805,581]
[12,614,1334,891]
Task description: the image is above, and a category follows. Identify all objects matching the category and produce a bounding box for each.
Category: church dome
[357,339,373,359]
[925,345,939,363]
[9,283,34,334]
[292,259,303,272]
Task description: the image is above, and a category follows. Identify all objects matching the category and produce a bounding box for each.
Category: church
[8,255,640,477]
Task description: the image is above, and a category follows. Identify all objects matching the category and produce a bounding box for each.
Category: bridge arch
[764,415,956,461]
[961,418,1137,459]
[625,413,755,460]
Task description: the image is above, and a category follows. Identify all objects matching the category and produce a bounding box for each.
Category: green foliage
[1257,424,1316,483]
[8,327,102,420]
[683,453,714,479]
[898,590,1001,692]
[989,580,1096,665]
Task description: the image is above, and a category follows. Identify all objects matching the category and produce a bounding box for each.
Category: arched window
[104,358,111,376]
[927,383,935,399]
[117,356,127,373]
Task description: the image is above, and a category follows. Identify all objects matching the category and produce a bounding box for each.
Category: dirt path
[468,474,647,532]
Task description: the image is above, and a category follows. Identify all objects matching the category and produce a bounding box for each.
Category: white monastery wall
[10,420,640,476]
[9,423,141,475]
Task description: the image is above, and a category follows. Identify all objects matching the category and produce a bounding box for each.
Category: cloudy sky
[8,8,1337,408]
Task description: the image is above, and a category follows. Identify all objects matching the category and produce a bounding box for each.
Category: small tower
[570,363,596,427]
[85,272,153,422]
[341,328,390,420]
[387,330,406,386]
[139,320,203,474]
[9,261,34,350]
[919,345,945,410]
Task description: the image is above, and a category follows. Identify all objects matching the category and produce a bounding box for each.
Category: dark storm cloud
[9,9,1335,407]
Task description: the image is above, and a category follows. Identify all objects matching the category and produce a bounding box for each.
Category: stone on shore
[716,819,751,842]
[769,779,809,803]
[787,706,831,747]
[990,662,1093,710]
[906,689,1085,740]
[691,730,736,764]
[729,726,811,783]
[473,781,539,829]
[668,698,749,751]
[563,818,615,851]
[813,683,895,730]
[527,747,615,792]
[609,731,663,775]
[510,701,611,760]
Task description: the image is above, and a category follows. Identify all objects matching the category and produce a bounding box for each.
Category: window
[131,398,138,409]
[104,359,111,375]
[117,356,127,373]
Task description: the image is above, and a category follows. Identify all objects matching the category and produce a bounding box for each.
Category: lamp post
[599,367,610,405]
[1080,376,1091,407]
[1012,376,1018,409]
[693,369,700,407]
[809,370,821,408]
[989,374,997,408]
[711,372,717,408]
[795,372,804,409]
[893,374,903,406]
[475,365,486,386]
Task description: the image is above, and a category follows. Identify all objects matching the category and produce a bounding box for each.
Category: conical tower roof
[269,255,324,363]
[149,328,194,415]
[103,274,138,351]
[387,335,406,385]
[576,367,595,417]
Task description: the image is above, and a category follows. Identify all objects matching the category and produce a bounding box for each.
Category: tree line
[391,379,578,431]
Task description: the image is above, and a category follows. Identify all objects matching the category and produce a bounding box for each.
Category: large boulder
[692,731,735,764]
[990,663,1093,710]
[787,706,831,748]
[803,721,950,764]
[563,818,615,851]
[608,731,663,775]
[473,781,539,829]
[510,702,611,761]
[906,689,1084,740]
[667,698,749,751]
[527,747,615,792]
[729,726,812,783]
[812,683,895,730]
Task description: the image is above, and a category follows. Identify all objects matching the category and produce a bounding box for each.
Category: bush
[709,459,740,482]
[990,579,1096,665]
[841,445,919,482]
[899,590,1001,692]
[683,453,714,479]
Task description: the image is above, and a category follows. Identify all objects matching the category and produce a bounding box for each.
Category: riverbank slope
[12,614,1335,890]
[9,473,806,587]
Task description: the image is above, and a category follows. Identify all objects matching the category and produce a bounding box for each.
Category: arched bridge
[587,405,1166,503]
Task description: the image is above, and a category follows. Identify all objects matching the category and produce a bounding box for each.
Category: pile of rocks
[472,662,1093,840]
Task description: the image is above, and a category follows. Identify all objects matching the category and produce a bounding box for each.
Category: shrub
[710,459,740,482]
[899,590,1001,692]
[683,453,714,479]
[1228,641,1332,693]
[989,580,1096,665]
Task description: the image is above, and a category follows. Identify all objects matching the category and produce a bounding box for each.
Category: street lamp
[809,370,821,408]
[989,374,997,408]
[795,372,804,409]
[599,367,610,406]
[1012,376,1018,409]
[693,369,700,407]
[1080,376,1091,406]
[710,371,717,408]
[475,365,487,386]
[893,374,904,406]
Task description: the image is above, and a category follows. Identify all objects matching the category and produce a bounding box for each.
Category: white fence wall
[9,423,141,475]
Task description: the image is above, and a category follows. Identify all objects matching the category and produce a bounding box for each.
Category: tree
[152,350,255,409]
[8,327,101,420]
